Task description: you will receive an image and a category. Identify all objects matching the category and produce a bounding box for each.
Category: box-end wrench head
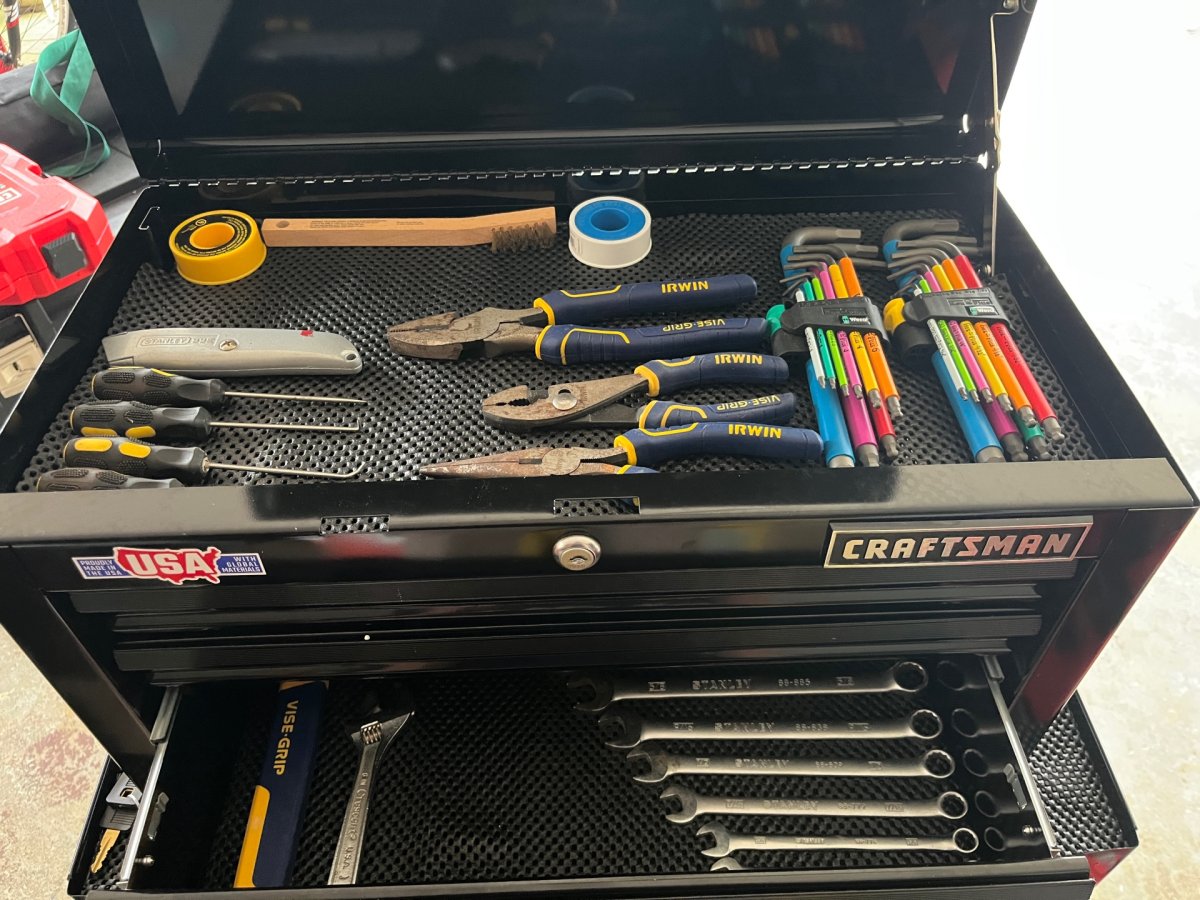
[628,746,955,784]
[660,785,969,825]
[697,822,980,858]
[571,661,929,712]
[602,708,943,749]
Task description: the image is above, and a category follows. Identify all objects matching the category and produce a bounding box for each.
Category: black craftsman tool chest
[0,1,1194,897]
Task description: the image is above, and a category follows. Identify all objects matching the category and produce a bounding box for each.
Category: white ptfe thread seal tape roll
[568,196,652,269]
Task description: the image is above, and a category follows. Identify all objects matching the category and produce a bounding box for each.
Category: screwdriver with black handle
[71,401,359,441]
[64,437,363,483]
[91,367,365,410]
[38,468,184,492]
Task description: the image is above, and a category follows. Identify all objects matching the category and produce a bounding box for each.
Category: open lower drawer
[73,655,1133,898]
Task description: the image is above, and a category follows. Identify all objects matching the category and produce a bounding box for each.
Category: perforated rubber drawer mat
[17,209,1096,491]
[78,659,1126,893]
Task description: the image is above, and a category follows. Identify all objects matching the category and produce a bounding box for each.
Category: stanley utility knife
[102,328,363,376]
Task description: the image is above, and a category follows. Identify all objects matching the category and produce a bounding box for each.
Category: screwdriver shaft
[210,420,360,433]
[225,390,366,405]
[205,461,364,480]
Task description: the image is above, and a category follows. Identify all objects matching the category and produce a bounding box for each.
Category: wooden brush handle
[262,207,556,247]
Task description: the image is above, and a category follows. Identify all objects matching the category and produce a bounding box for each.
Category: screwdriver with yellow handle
[91,367,365,410]
[63,437,363,483]
[70,401,358,441]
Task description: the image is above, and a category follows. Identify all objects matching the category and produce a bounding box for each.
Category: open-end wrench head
[659,784,700,824]
[350,682,415,751]
[921,748,956,779]
[567,672,615,712]
[938,791,969,821]
[600,712,644,749]
[697,822,733,858]
[709,857,744,872]
[627,746,671,783]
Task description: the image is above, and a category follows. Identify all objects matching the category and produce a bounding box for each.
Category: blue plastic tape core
[574,199,647,241]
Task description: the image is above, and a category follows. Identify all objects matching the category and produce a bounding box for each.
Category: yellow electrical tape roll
[169,210,267,285]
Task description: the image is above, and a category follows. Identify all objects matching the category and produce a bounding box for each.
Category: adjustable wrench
[628,746,954,783]
[698,822,979,858]
[660,785,968,824]
[602,708,942,749]
[570,661,927,712]
[328,688,415,886]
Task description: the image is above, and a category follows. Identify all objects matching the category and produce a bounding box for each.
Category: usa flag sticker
[73,546,266,585]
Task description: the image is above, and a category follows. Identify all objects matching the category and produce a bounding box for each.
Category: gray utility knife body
[102,328,363,376]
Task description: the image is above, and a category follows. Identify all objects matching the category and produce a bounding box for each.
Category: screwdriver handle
[536,318,769,366]
[635,393,796,429]
[533,275,758,325]
[71,402,214,441]
[64,437,209,484]
[614,422,823,468]
[37,468,184,491]
[92,368,227,410]
[635,353,790,396]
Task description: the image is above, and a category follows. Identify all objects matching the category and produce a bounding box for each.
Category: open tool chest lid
[76,0,1029,182]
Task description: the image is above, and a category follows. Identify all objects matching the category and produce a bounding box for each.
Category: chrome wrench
[628,746,955,783]
[602,708,942,749]
[328,689,414,886]
[660,785,968,824]
[570,661,927,712]
[698,822,979,858]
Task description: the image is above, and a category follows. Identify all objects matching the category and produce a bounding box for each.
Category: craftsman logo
[824,518,1091,568]
[72,546,266,584]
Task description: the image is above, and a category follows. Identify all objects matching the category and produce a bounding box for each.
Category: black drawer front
[77,656,1129,897]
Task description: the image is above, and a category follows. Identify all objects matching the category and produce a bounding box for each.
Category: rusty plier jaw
[420,446,627,478]
[386,308,546,360]
[481,373,649,430]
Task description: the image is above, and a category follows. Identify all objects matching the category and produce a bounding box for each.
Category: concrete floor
[0,3,1197,898]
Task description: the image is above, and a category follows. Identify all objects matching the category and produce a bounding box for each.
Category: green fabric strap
[29,30,110,178]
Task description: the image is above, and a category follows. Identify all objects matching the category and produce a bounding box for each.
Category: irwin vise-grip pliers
[483,352,795,431]
[386,275,760,361]
[420,421,824,477]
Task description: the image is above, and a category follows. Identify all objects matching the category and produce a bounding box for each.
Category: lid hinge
[985,0,1022,273]
[156,154,977,192]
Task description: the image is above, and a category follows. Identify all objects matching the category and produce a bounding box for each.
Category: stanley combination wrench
[570,661,927,712]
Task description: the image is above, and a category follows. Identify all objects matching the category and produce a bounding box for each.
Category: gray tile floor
[0,3,1197,897]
